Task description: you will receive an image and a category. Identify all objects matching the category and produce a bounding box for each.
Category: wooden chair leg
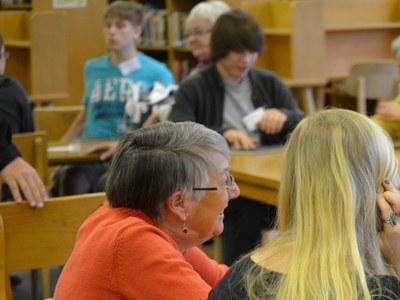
[357,77,367,115]
[315,86,326,111]
[31,270,38,300]
[5,276,12,300]
[212,237,223,263]
[42,268,50,299]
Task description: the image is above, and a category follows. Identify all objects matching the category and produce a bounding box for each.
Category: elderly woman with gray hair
[54,121,239,300]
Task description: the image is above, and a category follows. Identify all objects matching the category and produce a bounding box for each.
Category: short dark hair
[211,10,264,61]
[105,1,143,27]
[0,33,3,50]
[106,121,229,220]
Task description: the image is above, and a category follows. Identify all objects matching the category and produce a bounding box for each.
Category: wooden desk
[47,141,101,166]
[230,151,283,206]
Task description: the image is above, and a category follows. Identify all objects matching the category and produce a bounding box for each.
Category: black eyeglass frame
[192,175,235,191]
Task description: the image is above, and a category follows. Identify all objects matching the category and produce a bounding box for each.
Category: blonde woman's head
[280,109,397,273]
[246,109,398,300]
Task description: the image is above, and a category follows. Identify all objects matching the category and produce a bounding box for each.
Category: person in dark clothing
[169,10,303,265]
[0,119,47,207]
[0,33,46,207]
[0,76,34,134]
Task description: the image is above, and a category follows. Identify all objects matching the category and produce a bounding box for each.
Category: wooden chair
[0,192,107,300]
[12,131,48,186]
[33,106,84,142]
[331,60,400,115]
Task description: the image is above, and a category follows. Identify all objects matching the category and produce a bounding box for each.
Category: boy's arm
[60,108,87,143]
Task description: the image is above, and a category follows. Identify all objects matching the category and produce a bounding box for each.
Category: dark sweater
[0,118,20,171]
[208,256,400,300]
[0,75,34,134]
[169,64,304,145]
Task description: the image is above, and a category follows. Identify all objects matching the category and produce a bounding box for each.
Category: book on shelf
[170,11,188,48]
[140,8,167,47]
[0,0,30,5]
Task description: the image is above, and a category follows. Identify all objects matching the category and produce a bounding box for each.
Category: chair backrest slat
[0,193,106,300]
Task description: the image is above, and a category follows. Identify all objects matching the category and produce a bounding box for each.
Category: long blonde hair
[246,109,398,299]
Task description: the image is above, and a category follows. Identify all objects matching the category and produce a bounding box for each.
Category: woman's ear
[165,191,186,221]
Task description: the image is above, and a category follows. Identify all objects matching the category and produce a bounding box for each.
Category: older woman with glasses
[54,121,239,300]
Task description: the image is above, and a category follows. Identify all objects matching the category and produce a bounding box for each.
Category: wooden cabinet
[242,0,325,80]
[241,0,400,81]
[324,0,400,78]
[0,7,68,103]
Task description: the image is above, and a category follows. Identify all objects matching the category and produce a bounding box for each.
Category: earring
[182,213,188,234]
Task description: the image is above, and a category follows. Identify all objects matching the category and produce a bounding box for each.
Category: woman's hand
[377,180,400,272]
[375,101,400,122]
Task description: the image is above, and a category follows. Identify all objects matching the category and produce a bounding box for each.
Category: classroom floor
[12,268,61,300]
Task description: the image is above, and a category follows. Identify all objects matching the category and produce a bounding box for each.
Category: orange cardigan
[54,204,228,300]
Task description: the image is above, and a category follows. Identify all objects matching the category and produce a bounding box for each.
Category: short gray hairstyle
[106,121,229,220]
[187,0,230,26]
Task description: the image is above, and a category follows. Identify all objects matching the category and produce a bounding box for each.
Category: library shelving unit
[241,0,325,80]
[323,0,400,79]
[241,0,400,80]
[133,0,201,82]
[4,0,109,106]
[0,2,68,104]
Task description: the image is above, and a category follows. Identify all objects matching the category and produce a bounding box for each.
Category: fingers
[100,147,115,160]
[86,143,109,154]
[86,142,117,160]
[142,113,160,128]
[0,158,47,207]
[377,193,396,223]
[7,178,22,203]
[257,109,287,134]
[382,180,400,213]
[223,130,257,150]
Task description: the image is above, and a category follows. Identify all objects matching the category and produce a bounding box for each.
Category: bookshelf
[241,0,400,80]
[5,0,109,106]
[131,0,200,82]
[0,6,68,103]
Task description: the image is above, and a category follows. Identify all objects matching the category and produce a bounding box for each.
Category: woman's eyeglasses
[192,174,236,192]
[185,28,211,39]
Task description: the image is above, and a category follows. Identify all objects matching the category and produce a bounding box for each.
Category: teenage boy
[169,10,303,265]
[59,1,174,195]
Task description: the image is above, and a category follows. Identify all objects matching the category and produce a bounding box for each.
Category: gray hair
[106,121,229,220]
[187,0,230,26]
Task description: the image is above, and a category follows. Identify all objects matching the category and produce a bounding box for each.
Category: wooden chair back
[33,106,83,142]
[0,192,107,300]
[343,59,399,114]
[12,131,48,185]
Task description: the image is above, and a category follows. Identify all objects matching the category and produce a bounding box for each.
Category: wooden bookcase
[0,7,68,103]
[241,0,325,80]
[241,0,400,81]
[132,0,200,82]
[324,0,400,79]
[3,0,109,106]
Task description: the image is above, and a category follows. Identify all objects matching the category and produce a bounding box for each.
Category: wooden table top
[47,143,400,207]
[47,140,102,166]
